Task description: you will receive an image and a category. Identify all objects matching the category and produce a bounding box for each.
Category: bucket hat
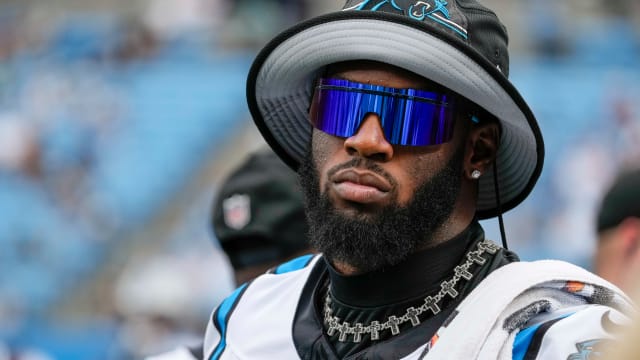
[247,0,544,219]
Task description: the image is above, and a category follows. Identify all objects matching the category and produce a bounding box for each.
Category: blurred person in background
[219,0,308,47]
[114,252,229,360]
[0,116,41,179]
[211,147,312,285]
[146,147,311,359]
[594,167,640,294]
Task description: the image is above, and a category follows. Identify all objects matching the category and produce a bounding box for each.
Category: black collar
[326,221,483,307]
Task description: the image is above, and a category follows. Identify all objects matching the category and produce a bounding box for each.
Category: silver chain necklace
[323,239,500,343]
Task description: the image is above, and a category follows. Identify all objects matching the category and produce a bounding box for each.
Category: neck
[332,262,360,276]
[326,222,480,306]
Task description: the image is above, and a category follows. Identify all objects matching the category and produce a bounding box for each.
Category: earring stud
[471,170,482,179]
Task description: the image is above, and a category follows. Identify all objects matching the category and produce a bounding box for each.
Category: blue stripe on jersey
[210,283,248,360]
[273,254,314,274]
[512,323,543,360]
[512,312,574,360]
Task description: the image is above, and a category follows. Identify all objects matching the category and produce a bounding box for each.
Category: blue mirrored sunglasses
[310,78,457,146]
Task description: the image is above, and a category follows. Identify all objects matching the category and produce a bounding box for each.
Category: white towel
[425,260,635,360]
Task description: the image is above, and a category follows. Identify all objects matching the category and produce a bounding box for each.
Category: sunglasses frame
[310,77,460,146]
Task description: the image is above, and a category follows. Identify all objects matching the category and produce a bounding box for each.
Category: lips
[330,169,392,204]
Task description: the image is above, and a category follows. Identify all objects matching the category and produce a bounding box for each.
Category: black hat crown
[341,0,510,75]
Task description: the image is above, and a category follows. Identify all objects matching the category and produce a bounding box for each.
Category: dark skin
[310,61,500,275]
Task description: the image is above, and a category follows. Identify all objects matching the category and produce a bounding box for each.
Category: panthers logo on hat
[222,194,251,230]
[343,0,468,39]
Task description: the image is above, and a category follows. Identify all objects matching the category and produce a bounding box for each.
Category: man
[147,148,311,360]
[203,1,634,359]
[594,167,640,294]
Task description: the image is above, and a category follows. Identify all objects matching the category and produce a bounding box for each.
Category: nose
[343,113,394,161]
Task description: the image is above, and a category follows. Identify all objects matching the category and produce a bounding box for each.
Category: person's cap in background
[597,167,640,232]
[212,148,309,269]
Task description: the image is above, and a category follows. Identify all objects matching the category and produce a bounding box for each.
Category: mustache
[325,157,398,188]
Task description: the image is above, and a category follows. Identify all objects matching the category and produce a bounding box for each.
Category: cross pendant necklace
[322,239,499,343]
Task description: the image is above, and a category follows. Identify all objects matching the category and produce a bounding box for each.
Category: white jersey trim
[204,254,320,359]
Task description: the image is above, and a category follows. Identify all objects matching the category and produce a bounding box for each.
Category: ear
[464,122,499,180]
[619,217,640,260]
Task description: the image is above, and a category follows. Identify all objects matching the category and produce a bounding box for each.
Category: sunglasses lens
[310,78,456,146]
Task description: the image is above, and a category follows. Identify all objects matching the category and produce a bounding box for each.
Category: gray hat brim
[247,11,544,219]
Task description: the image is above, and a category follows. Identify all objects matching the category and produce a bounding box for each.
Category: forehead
[324,60,446,92]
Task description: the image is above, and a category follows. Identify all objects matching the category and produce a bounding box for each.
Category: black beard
[298,146,465,273]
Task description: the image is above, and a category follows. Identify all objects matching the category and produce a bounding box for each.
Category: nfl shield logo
[222,194,251,230]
